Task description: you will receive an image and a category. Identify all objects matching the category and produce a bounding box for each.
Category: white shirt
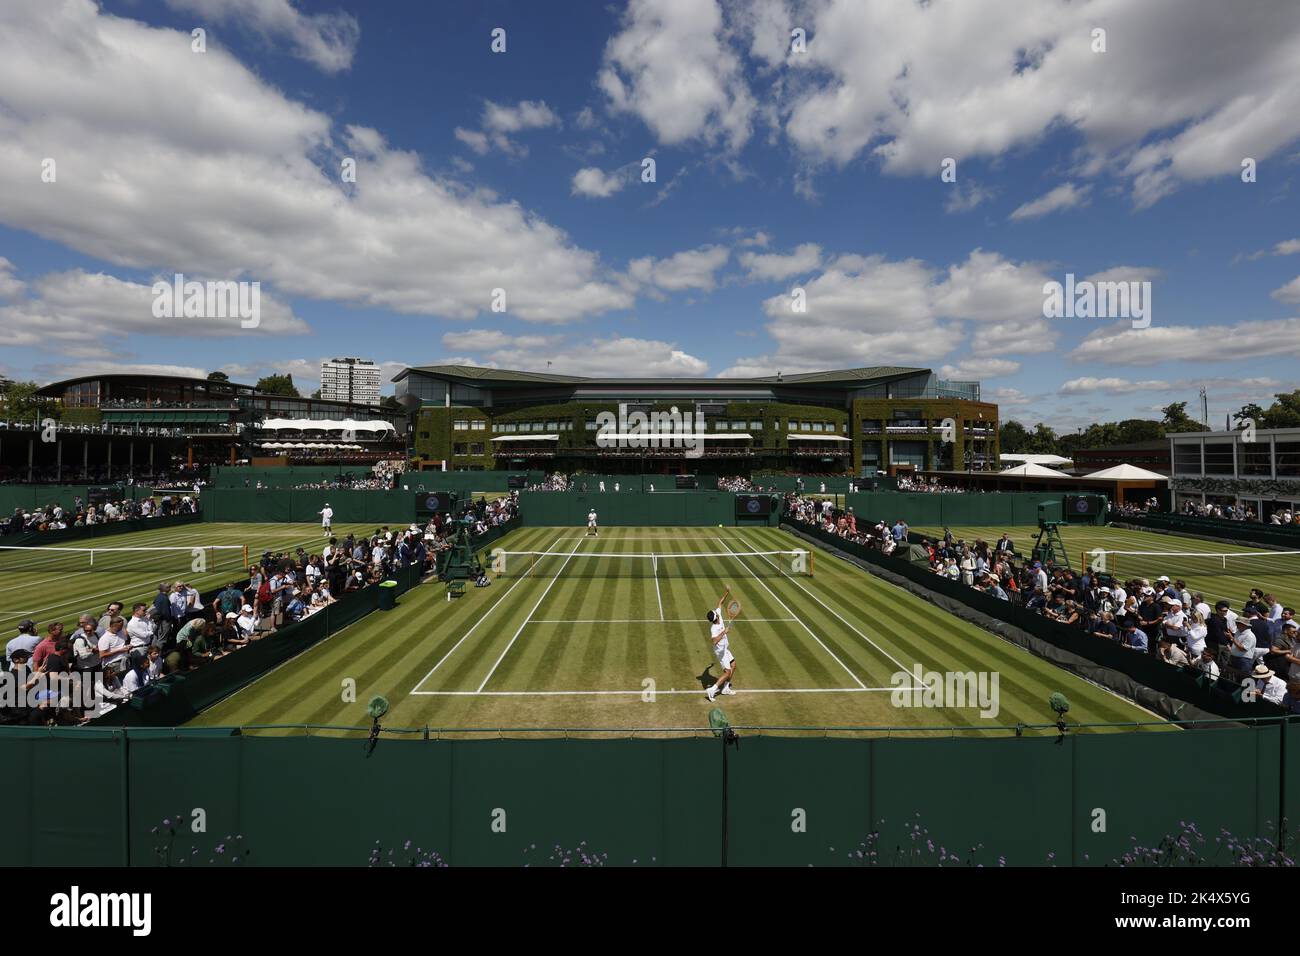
[587,511,597,525]
[126,616,154,648]
[710,617,729,656]
[98,632,128,666]
[320,507,334,522]
[236,612,257,635]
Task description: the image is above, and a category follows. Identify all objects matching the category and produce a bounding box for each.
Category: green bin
[377,579,398,611]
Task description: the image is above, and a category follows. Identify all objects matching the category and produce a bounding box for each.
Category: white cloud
[1059,377,1171,395]
[454,100,560,157]
[571,166,626,199]
[739,243,821,281]
[944,182,994,214]
[732,249,1058,373]
[164,0,359,73]
[1070,317,1300,365]
[628,245,731,293]
[1084,265,1163,285]
[1275,239,1300,256]
[940,359,1021,379]
[440,330,709,377]
[1009,183,1092,221]
[1271,275,1300,304]
[0,5,630,325]
[0,258,26,300]
[0,269,308,348]
[599,0,754,151]
[777,0,1300,205]
[988,387,1033,408]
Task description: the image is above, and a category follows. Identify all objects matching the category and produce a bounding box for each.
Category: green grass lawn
[910,523,1300,609]
[191,526,1165,736]
[0,521,381,636]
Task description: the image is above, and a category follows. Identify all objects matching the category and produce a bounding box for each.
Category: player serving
[586,507,598,537]
[705,589,738,700]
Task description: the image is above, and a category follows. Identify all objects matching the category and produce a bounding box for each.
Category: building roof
[1079,464,1168,481]
[392,363,930,388]
[999,462,1072,477]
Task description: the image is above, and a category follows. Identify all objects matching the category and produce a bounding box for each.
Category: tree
[310,389,322,399]
[1160,401,1202,433]
[998,420,1031,453]
[1114,419,1164,444]
[0,380,46,419]
[1261,390,1300,429]
[207,371,230,382]
[255,374,300,397]
[1025,422,1059,455]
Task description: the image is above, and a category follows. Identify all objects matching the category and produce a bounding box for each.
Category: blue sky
[1,0,1299,432]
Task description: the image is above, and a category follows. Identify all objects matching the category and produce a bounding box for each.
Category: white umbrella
[999,462,1072,477]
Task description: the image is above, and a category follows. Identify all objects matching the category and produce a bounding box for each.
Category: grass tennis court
[910,523,1300,609]
[192,526,1161,735]
[0,521,379,637]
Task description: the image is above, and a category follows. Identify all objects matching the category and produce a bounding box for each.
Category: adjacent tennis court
[192,526,1161,734]
[0,521,379,636]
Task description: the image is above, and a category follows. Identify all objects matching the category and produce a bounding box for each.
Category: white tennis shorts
[715,646,734,669]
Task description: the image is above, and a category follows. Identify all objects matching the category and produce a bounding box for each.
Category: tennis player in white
[705,596,736,700]
[586,508,598,537]
[319,503,333,536]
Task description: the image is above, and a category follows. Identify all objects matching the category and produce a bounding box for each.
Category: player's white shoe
[721,687,736,695]
[705,687,717,701]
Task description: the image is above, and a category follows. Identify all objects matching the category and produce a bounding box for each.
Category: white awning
[261,417,396,434]
[1000,453,1073,466]
[491,434,559,442]
[1081,464,1168,481]
[789,433,850,442]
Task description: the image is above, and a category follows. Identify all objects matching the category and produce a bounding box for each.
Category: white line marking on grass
[410,686,891,697]
[653,555,665,621]
[527,617,797,624]
[474,536,585,693]
[410,534,566,694]
[732,531,924,685]
[713,536,867,690]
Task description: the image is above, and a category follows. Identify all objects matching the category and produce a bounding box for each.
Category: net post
[808,549,813,577]
[243,544,249,570]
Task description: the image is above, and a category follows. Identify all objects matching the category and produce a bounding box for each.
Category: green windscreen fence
[0,483,155,516]
[516,491,774,526]
[843,492,1102,527]
[201,488,418,523]
[1,721,1294,866]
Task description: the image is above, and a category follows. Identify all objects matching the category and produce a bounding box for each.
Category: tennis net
[0,544,249,576]
[491,549,811,578]
[1083,549,1300,581]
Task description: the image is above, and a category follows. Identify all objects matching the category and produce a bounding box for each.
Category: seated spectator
[1252,663,1287,705]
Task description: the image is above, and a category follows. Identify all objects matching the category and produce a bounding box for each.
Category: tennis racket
[726,598,742,620]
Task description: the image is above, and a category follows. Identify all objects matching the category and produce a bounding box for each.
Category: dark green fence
[1122,511,1300,548]
[201,488,418,524]
[1,511,202,546]
[0,483,156,516]
[0,719,1293,866]
[517,491,776,526]
[844,491,1104,527]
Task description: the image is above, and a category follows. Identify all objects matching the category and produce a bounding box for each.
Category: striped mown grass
[909,523,1300,610]
[191,526,1165,736]
[0,521,381,637]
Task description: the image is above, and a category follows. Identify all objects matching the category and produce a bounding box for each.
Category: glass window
[545,421,558,431]
[889,440,928,467]
[471,420,486,430]
[812,423,824,432]
[469,443,484,455]
[715,421,728,431]
[585,420,598,430]
[453,443,467,455]
[1276,442,1300,477]
[453,420,468,431]
[787,420,796,430]
[1240,441,1271,477]
[750,421,762,431]
[1173,443,1201,476]
[732,420,745,430]
[1203,442,1234,475]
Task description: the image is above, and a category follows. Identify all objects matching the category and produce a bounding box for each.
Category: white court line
[729,531,922,683]
[527,617,797,624]
[409,533,565,693]
[653,555,664,621]
[713,536,867,690]
[411,686,889,697]
[475,536,585,693]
